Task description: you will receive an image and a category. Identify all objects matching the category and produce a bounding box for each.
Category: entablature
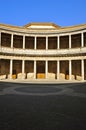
[0,23,86,35]
[0,54,86,61]
[0,47,86,56]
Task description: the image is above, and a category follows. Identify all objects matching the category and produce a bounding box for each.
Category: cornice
[0,22,86,34]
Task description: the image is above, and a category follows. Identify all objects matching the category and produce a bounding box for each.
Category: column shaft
[34,36,36,50]
[11,34,13,48]
[69,60,72,80]
[10,59,13,79]
[23,35,25,49]
[81,33,84,47]
[22,60,25,73]
[57,36,60,49]
[46,61,48,79]
[81,59,84,81]
[34,61,36,79]
[69,35,71,49]
[46,36,48,50]
[57,61,60,80]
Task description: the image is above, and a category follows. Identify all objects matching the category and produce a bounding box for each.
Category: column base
[17,73,26,79]
[8,74,12,79]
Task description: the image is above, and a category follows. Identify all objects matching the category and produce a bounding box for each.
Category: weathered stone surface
[37,73,45,79]
[47,73,55,79]
[76,75,82,81]
[71,75,75,80]
[17,73,26,79]
[27,73,34,79]
[8,74,12,79]
[12,74,17,79]
[59,73,65,80]
[0,75,6,80]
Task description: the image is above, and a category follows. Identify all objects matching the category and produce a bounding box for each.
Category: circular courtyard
[0,82,86,130]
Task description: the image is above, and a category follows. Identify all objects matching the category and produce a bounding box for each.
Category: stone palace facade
[0,22,86,82]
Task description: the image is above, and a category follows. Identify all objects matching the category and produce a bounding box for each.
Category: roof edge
[23,22,61,29]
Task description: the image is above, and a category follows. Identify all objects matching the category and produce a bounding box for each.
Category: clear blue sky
[0,0,86,27]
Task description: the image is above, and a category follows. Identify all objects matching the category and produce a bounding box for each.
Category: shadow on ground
[0,82,86,130]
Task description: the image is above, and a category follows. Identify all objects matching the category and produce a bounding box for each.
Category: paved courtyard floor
[0,82,86,130]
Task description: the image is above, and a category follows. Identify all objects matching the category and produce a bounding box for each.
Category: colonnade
[7,59,84,81]
[0,25,86,82]
[0,32,85,49]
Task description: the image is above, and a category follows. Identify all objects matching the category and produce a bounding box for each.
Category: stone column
[57,36,60,49]
[34,36,36,50]
[46,36,48,50]
[69,60,72,80]
[11,34,13,48]
[57,60,60,80]
[69,34,71,49]
[10,59,13,79]
[34,60,36,79]
[46,61,48,79]
[81,59,84,81]
[22,60,25,79]
[22,60,25,73]
[23,35,25,49]
[81,32,84,47]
